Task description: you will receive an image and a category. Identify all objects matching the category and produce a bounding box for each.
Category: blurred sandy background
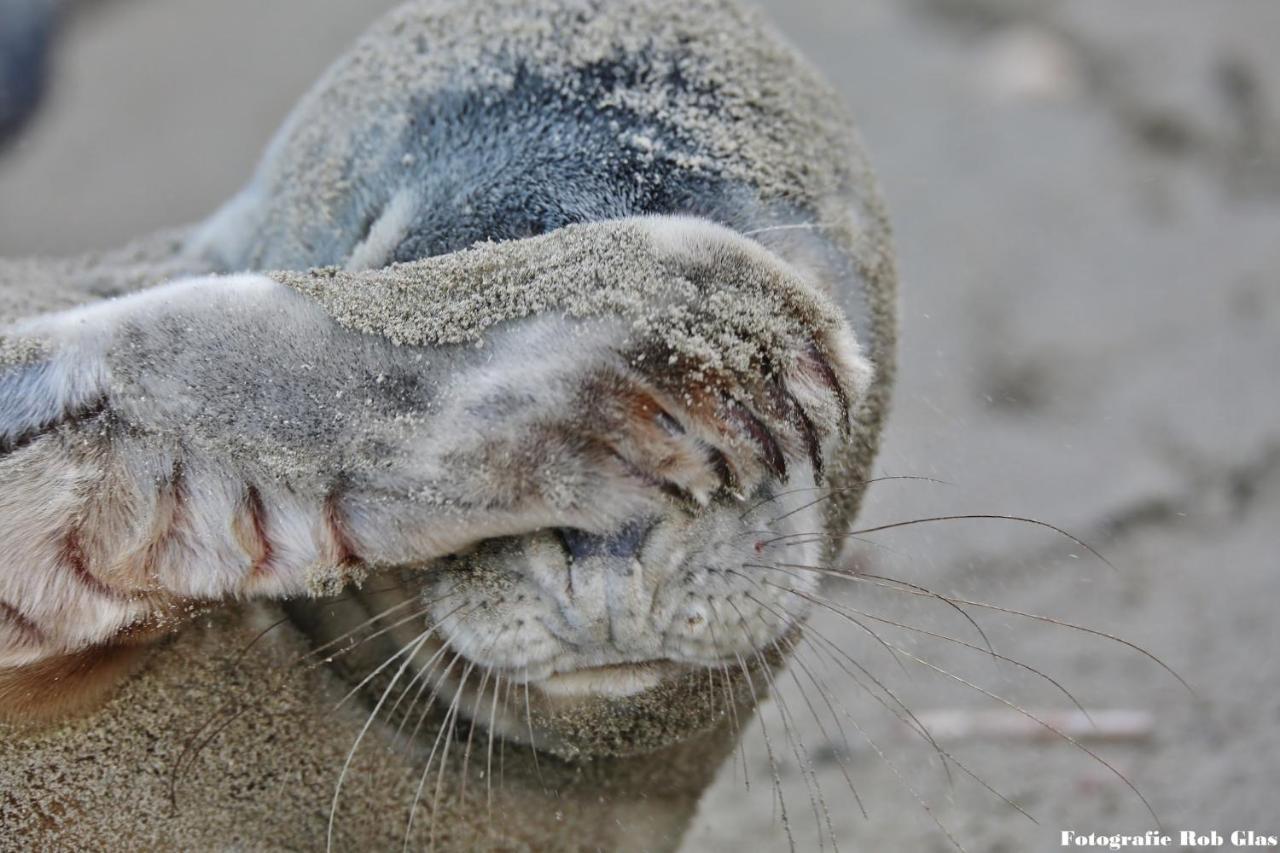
[2,1,1278,850]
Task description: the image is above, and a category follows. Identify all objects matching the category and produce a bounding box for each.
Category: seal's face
[272,218,872,760]
[351,474,828,758]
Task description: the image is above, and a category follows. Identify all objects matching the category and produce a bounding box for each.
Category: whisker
[761,591,955,787]
[798,660,1040,829]
[745,582,1018,823]
[834,570,995,659]
[734,651,795,853]
[768,515,1115,571]
[332,602,469,712]
[301,596,456,674]
[231,614,294,665]
[773,581,1093,723]
[774,635,869,820]
[795,638,970,853]
[485,668,503,819]
[460,627,510,808]
[741,565,909,677]
[728,565,940,770]
[763,575,1092,821]
[757,645,836,852]
[523,672,544,789]
[229,582,424,667]
[768,477,953,524]
[500,675,515,795]
[327,628,433,853]
[404,654,469,851]
[390,639,459,744]
[797,632,1028,829]
[722,662,752,791]
[428,660,474,853]
[741,221,826,237]
[738,475,951,521]
[291,596,425,667]
[728,598,832,851]
[167,700,263,814]
[706,660,720,725]
[171,594,451,806]
[706,611,750,791]
[756,559,997,659]
[756,532,907,559]
[890,643,1162,827]
[854,573,1193,695]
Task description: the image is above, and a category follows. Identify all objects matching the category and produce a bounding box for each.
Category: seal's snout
[555,520,652,563]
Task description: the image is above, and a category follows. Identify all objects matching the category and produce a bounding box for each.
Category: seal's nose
[556,520,651,563]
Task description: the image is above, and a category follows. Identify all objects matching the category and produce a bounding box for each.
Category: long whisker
[301,596,457,675]
[231,582,423,665]
[734,651,795,853]
[771,560,996,658]
[794,638,970,853]
[781,559,992,654]
[773,581,1093,723]
[741,221,827,237]
[757,644,836,852]
[768,476,953,524]
[853,573,1193,694]
[391,637,461,744]
[291,596,425,667]
[851,570,995,658]
[738,475,951,521]
[402,651,466,845]
[485,666,503,819]
[522,671,544,788]
[460,627,509,808]
[741,565,909,678]
[706,611,750,791]
[171,595,448,806]
[721,662,751,790]
[728,598,831,852]
[742,584,967,804]
[891,642,1162,826]
[761,591,955,786]
[327,628,433,853]
[499,675,516,795]
[773,634,868,820]
[428,660,474,853]
[332,602,469,712]
[765,515,1115,571]
[728,564,941,771]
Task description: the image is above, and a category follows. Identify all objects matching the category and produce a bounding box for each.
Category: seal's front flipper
[0,343,106,458]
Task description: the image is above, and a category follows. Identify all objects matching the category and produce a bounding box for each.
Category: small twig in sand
[906,709,1154,744]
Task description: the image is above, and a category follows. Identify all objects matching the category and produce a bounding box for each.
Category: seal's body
[0,1,895,848]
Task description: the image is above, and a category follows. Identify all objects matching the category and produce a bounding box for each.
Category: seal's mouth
[534,659,687,699]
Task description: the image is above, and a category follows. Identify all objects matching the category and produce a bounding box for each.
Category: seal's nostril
[556,527,596,562]
[556,520,651,563]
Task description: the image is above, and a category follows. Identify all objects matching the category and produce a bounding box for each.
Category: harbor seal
[0,0,895,848]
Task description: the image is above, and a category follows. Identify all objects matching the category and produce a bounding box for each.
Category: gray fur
[0,0,897,847]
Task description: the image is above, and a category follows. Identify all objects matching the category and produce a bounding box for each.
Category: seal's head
[288,215,873,760]
[183,0,894,765]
